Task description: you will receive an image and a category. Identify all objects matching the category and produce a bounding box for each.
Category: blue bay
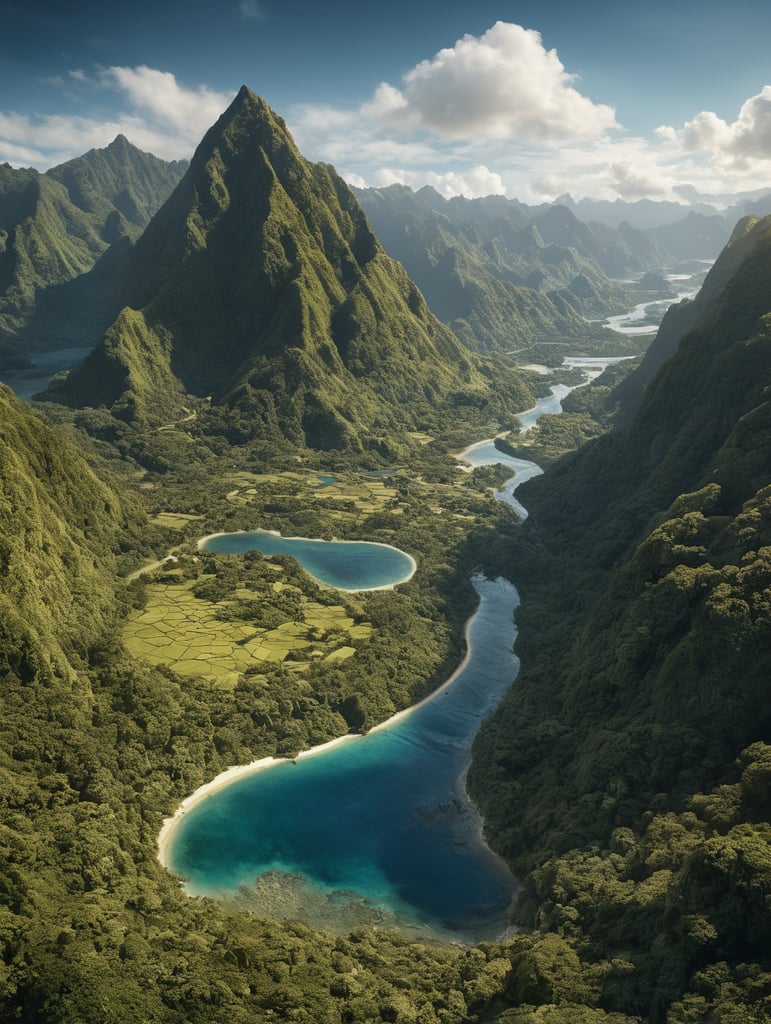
[166,575,520,941]
[165,358,628,940]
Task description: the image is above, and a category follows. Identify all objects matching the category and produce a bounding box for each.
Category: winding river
[159,357,628,941]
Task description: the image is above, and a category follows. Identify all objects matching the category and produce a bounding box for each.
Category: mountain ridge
[0,138,187,364]
[468,211,771,1017]
[353,183,723,359]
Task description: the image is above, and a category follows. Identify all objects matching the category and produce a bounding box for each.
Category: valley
[152,363,608,942]
[0,83,769,1024]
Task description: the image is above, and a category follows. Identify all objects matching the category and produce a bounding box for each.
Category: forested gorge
[468,214,771,1019]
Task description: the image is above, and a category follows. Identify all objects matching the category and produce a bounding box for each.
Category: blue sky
[2,0,771,202]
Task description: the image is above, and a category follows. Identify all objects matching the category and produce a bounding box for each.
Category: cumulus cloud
[0,111,128,164]
[288,105,442,168]
[373,22,618,142]
[608,160,675,200]
[362,165,506,199]
[659,86,771,171]
[0,67,234,167]
[101,66,232,140]
[286,21,629,201]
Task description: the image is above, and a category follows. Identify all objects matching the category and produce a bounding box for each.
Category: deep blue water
[0,346,93,400]
[200,531,414,591]
[167,575,520,940]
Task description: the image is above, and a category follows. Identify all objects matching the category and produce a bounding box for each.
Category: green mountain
[468,214,771,1017]
[0,383,132,681]
[0,140,186,364]
[4,86,770,1024]
[616,214,770,415]
[46,135,188,243]
[44,88,532,448]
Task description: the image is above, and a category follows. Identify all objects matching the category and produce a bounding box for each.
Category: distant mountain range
[615,213,771,415]
[3,123,758,383]
[354,184,734,355]
[0,139,187,366]
[556,186,771,230]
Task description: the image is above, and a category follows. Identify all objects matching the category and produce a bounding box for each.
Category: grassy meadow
[125,469,437,688]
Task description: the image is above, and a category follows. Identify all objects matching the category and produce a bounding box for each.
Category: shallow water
[0,346,93,399]
[165,355,629,939]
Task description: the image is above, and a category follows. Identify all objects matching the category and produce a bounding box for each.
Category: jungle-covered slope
[468,215,771,1019]
[0,140,186,362]
[2,91,771,1024]
[1,378,617,1024]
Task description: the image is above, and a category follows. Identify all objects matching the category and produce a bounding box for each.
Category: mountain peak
[191,85,295,172]
[45,91,531,446]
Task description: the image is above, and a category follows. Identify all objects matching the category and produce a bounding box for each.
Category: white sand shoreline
[157,578,487,872]
[157,734,362,870]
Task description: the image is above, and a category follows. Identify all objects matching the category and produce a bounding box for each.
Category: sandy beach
[157,734,362,870]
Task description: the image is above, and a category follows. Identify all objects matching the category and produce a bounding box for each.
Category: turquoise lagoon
[164,358,625,939]
[165,574,520,940]
[199,530,415,591]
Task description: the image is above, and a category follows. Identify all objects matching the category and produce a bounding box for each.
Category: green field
[124,575,372,687]
[123,464,510,689]
[150,511,205,530]
[223,469,403,520]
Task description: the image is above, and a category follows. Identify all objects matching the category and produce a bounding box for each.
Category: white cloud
[660,86,771,172]
[0,68,234,167]
[607,160,676,200]
[289,105,441,168]
[101,66,231,140]
[362,84,410,123]
[342,172,368,190]
[374,22,619,142]
[288,21,626,201]
[362,165,506,199]
[0,111,127,164]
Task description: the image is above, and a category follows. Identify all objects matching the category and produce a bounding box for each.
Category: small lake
[199,531,415,592]
[0,346,93,400]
